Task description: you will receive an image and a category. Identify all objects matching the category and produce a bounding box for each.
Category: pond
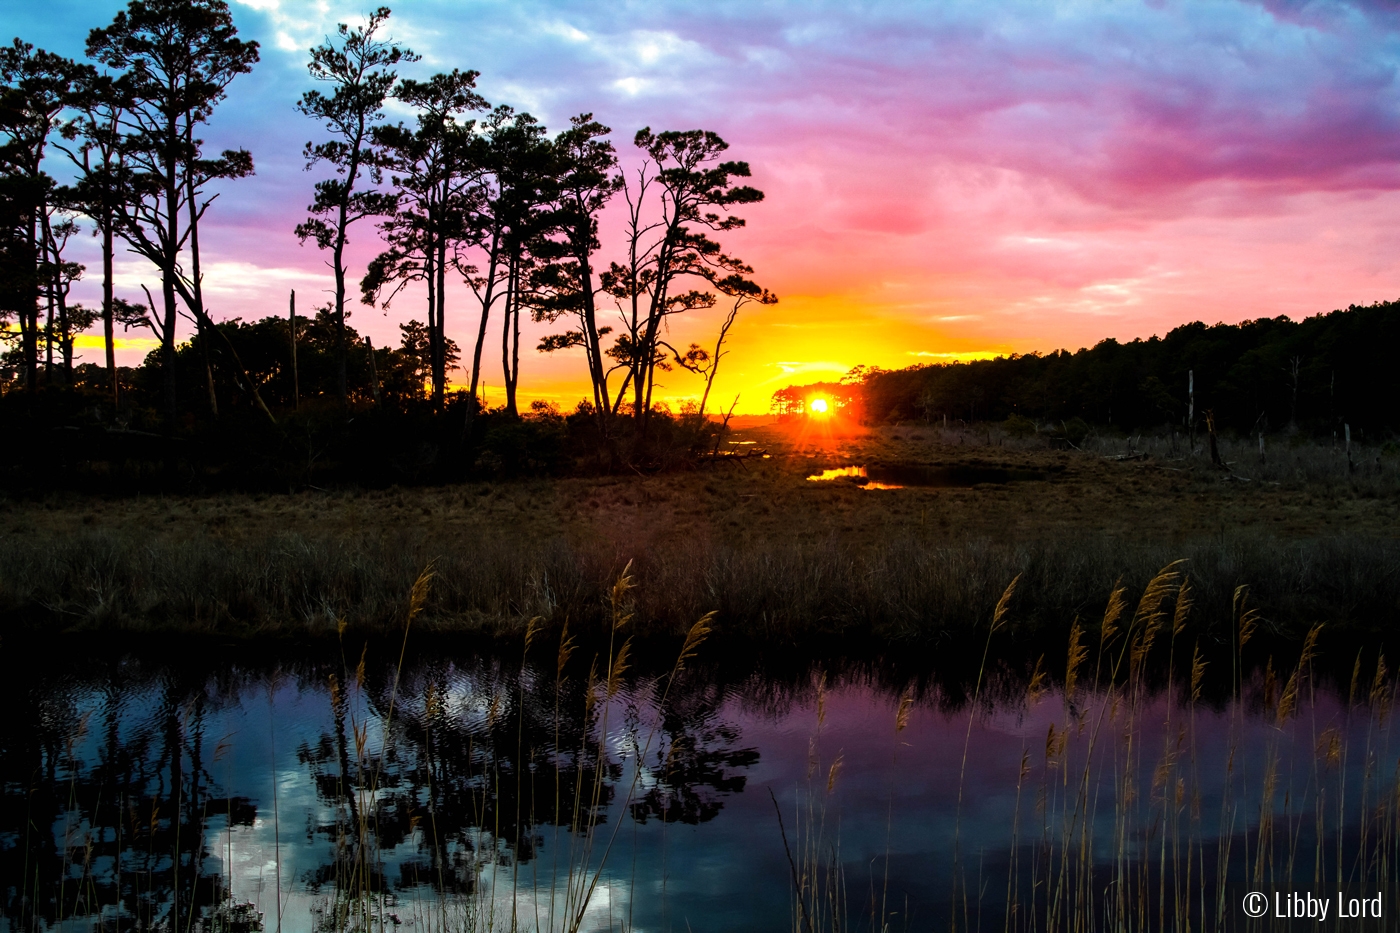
[806,464,1054,490]
[3,642,1397,932]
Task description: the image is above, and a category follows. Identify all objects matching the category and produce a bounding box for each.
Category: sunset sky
[14,0,1400,412]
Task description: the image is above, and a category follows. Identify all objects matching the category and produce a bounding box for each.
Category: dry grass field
[2,420,1397,645]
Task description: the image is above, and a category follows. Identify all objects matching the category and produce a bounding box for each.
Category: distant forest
[0,2,774,487]
[777,302,1400,440]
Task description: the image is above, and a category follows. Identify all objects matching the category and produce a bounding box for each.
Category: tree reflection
[0,662,254,931]
[630,681,760,825]
[296,650,759,901]
[0,648,760,928]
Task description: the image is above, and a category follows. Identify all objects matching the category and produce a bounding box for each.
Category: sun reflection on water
[807,466,867,481]
[804,466,904,489]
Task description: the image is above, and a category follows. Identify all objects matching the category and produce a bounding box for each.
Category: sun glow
[808,397,830,415]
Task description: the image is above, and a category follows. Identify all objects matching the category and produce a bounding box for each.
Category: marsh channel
[5,638,1400,933]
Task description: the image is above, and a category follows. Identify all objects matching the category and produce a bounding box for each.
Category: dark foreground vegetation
[0,348,730,490]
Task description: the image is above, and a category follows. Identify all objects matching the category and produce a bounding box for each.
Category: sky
[11,0,1400,412]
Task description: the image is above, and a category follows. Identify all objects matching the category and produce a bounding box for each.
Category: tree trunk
[434,231,448,407]
[698,304,739,419]
[43,282,55,385]
[103,217,117,402]
[366,336,380,404]
[19,201,39,391]
[465,229,502,432]
[426,244,441,408]
[289,289,299,410]
[333,214,348,403]
[55,267,72,383]
[329,122,365,406]
[424,244,436,400]
[41,206,55,385]
[634,239,675,435]
[1207,412,1224,468]
[161,275,178,422]
[501,254,519,418]
[573,228,610,424]
[187,178,218,417]
[509,277,520,417]
[163,131,181,425]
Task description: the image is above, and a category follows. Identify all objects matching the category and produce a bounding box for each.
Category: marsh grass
[4,524,1399,654]
[777,563,1400,932]
[912,422,1399,494]
[5,430,1397,645]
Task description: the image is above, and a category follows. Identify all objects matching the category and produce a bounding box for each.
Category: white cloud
[613,76,651,97]
[541,21,590,43]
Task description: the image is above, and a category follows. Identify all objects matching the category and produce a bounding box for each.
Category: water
[806,464,1054,489]
[3,645,1398,932]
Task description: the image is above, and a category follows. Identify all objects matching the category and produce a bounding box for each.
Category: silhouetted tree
[603,129,766,433]
[474,108,552,419]
[396,318,460,399]
[38,209,91,382]
[532,114,622,423]
[363,69,485,409]
[296,6,415,403]
[57,65,131,401]
[87,0,261,422]
[0,40,71,391]
[827,305,1400,439]
[453,104,549,423]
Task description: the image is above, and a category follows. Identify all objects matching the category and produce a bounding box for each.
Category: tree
[37,207,88,382]
[87,0,264,422]
[440,103,550,424]
[667,275,775,418]
[295,6,415,403]
[466,106,551,419]
[363,69,485,409]
[0,40,71,392]
[532,114,622,424]
[58,66,131,401]
[396,318,460,398]
[602,129,766,433]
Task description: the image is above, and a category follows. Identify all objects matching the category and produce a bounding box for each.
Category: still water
[3,644,1397,932]
[806,464,1052,489]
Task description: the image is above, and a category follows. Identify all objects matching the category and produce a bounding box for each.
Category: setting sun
[808,397,829,415]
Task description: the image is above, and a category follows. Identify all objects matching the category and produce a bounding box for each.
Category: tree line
[782,302,1400,440]
[0,1,775,481]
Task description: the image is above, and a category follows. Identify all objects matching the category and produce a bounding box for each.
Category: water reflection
[806,463,1052,489]
[3,648,1399,931]
[808,466,868,482]
[0,660,256,930]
